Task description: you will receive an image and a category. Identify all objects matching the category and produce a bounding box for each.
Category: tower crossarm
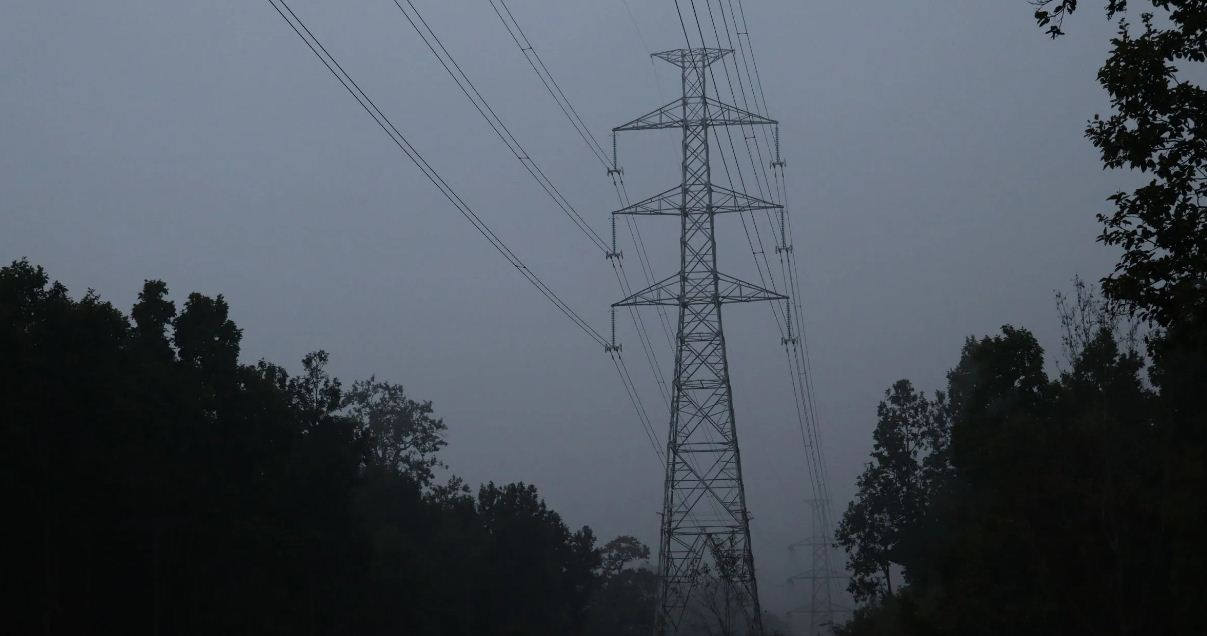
[613,96,777,131]
[652,47,733,68]
[616,46,770,636]
[716,273,789,305]
[787,569,846,583]
[614,184,781,216]
[614,272,786,307]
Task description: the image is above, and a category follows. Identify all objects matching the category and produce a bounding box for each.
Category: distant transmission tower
[612,48,783,636]
[788,498,843,635]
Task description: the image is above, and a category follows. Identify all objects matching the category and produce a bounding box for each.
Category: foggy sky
[1,0,1124,618]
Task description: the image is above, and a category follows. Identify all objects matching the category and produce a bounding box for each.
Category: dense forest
[0,260,668,635]
[834,2,1207,634]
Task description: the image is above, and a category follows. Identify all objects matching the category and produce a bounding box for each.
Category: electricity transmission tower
[612,48,782,636]
[788,498,844,635]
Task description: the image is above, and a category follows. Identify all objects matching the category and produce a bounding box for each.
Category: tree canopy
[0,259,656,635]
[834,5,1207,632]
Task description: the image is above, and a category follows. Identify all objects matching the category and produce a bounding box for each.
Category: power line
[615,0,667,102]
[388,0,611,255]
[481,4,763,549]
[679,0,835,508]
[672,0,695,48]
[390,0,678,431]
[391,0,679,373]
[614,46,781,635]
[480,0,681,418]
[701,0,844,623]
[612,351,665,462]
[387,0,681,454]
[488,0,610,167]
[660,4,831,570]
[486,0,677,364]
[263,0,608,351]
[265,0,675,470]
[670,5,841,626]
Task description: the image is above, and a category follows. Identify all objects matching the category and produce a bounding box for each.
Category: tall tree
[343,378,446,486]
[1030,7,1207,628]
[1034,0,1207,333]
[836,322,1173,635]
[598,535,651,579]
[835,380,948,602]
[585,537,657,636]
[475,482,600,635]
[0,260,619,636]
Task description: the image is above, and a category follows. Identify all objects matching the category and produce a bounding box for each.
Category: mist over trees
[835,2,1207,633]
[0,260,658,635]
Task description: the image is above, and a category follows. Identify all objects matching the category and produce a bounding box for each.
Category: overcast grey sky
[2,0,1124,619]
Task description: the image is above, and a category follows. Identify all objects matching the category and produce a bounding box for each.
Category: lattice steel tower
[788,498,842,635]
[612,48,782,636]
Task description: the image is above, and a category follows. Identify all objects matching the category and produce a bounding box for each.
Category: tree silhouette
[835,380,948,602]
[0,259,652,636]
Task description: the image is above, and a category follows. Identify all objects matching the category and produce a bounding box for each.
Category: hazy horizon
[1,0,1126,617]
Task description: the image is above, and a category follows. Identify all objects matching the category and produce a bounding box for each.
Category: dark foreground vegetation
[835,2,1207,634]
[6,2,1207,635]
[0,260,661,635]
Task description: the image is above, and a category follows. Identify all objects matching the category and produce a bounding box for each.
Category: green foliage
[841,8,1207,630]
[838,311,1203,633]
[832,592,913,636]
[476,482,601,634]
[0,259,655,636]
[585,537,657,636]
[1036,1,1207,332]
[599,535,652,578]
[343,377,447,484]
[837,0,1207,616]
[1033,1,1128,38]
[835,380,948,602]
[173,292,242,373]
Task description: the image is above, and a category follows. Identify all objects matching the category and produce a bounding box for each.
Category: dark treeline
[835,2,1207,634]
[0,261,656,635]
[836,290,1204,634]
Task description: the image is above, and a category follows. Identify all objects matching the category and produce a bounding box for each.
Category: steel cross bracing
[613,47,779,636]
[615,184,780,217]
[788,498,844,636]
[669,1,845,630]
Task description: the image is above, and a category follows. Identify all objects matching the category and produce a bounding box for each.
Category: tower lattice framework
[788,498,843,635]
[612,48,783,636]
